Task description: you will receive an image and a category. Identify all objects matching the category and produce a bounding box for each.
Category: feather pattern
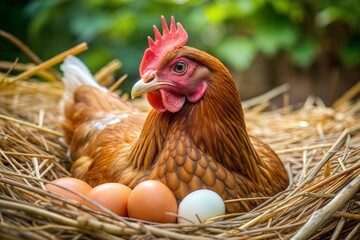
[60,56,105,101]
[61,44,288,213]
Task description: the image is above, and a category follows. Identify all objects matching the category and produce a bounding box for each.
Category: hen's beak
[131,75,176,99]
[131,77,159,99]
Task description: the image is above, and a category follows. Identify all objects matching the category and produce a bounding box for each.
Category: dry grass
[0,41,359,239]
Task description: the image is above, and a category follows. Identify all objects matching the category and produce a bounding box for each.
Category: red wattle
[147,91,166,112]
[160,90,185,113]
[147,90,185,113]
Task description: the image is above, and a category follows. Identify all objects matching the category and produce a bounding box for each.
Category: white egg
[177,189,225,224]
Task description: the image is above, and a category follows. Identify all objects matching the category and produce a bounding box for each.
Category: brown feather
[62,47,289,213]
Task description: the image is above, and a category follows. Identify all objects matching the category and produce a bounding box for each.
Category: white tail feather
[61,55,105,101]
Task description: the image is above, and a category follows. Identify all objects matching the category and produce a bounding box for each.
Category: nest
[0,41,359,240]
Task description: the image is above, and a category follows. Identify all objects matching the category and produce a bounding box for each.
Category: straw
[0,44,359,239]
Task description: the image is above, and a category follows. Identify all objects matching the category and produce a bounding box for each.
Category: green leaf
[205,0,264,23]
[290,37,316,67]
[316,6,344,27]
[70,10,113,41]
[234,0,264,16]
[342,36,360,68]
[215,37,256,70]
[270,0,291,13]
[26,0,67,38]
[106,12,137,40]
[205,3,229,24]
[254,15,298,55]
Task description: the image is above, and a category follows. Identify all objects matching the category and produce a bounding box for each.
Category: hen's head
[131,16,220,113]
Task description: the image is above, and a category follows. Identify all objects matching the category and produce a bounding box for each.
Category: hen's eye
[173,61,187,75]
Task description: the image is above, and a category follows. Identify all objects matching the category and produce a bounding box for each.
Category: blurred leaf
[254,20,298,55]
[215,37,256,70]
[252,7,298,56]
[205,3,229,24]
[2,0,360,84]
[342,35,360,68]
[71,10,113,41]
[290,37,316,67]
[270,1,303,23]
[81,48,113,73]
[26,0,67,38]
[316,6,344,27]
[234,0,264,17]
[270,0,291,13]
[200,25,224,47]
[205,0,264,23]
[105,12,137,40]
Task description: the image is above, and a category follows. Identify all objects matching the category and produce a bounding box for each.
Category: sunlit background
[1,0,359,105]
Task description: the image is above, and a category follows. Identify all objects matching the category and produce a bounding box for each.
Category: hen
[61,16,289,213]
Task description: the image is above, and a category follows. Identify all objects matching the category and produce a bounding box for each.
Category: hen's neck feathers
[183,48,265,182]
[129,47,265,182]
[129,110,170,170]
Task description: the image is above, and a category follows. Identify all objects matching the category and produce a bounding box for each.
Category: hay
[0,43,359,240]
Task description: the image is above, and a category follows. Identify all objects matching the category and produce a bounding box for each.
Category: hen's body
[62,47,288,213]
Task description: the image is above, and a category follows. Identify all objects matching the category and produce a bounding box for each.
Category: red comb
[139,16,188,77]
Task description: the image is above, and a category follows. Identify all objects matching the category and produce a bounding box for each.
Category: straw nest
[0,42,359,240]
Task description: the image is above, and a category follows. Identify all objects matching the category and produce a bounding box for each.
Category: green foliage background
[1,0,359,102]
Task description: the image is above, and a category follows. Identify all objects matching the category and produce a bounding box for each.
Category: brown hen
[60,16,289,213]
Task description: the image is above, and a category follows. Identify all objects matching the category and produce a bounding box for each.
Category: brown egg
[45,177,92,203]
[127,180,178,223]
[84,183,132,217]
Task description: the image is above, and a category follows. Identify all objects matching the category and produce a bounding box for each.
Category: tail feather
[59,55,137,141]
[61,55,106,101]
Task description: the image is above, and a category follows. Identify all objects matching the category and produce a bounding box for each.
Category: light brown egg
[45,177,92,203]
[127,180,178,223]
[84,183,132,217]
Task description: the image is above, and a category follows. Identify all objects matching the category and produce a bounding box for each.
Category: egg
[84,183,131,217]
[45,177,92,203]
[177,189,225,224]
[127,180,177,223]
